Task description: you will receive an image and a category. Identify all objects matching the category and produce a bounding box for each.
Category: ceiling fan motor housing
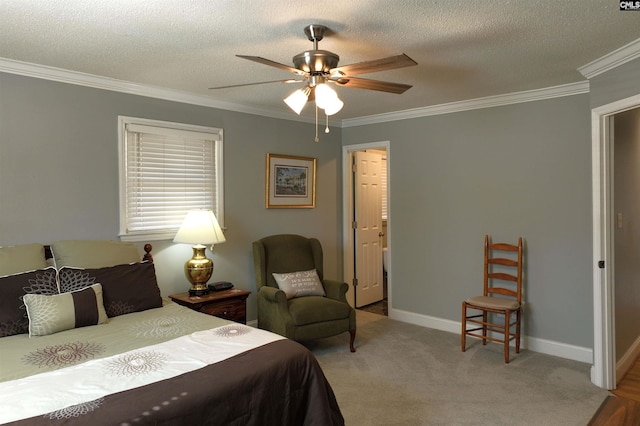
[293,50,339,74]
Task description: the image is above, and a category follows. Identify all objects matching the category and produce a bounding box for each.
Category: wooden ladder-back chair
[461,235,523,363]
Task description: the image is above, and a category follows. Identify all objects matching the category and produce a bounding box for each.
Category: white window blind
[119,117,223,241]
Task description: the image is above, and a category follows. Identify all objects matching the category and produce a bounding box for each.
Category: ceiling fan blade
[236,55,305,76]
[209,79,302,90]
[333,76,413,94]
[331,53,417,76]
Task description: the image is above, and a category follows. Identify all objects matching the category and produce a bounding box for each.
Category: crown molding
[342,81,590,127]
[578,37,640,79]
[0,57,314,124]
[1,57,591,129]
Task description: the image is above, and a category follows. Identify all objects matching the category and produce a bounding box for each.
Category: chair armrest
[258,286,288,304]
[257,286,295,338]
[323,279,349,302]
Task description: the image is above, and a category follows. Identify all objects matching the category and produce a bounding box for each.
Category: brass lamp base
[185,245,213,296]
[189,287,210,297]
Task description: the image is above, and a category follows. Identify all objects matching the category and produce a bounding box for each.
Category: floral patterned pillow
[0,267,58,337]
[58,262,162,317]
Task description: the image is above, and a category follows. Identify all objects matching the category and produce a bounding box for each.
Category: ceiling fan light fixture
[284,86,311,114]
[314,83,338,110]
[323,97,344,116]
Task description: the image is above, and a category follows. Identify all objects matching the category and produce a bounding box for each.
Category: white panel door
[354,151,383,307]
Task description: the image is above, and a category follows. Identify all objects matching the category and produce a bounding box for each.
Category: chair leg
[515,308,521,354]
[504,309,511,363]
[349,329,356,353]
[482,311,488,345]
[461,302,467,352]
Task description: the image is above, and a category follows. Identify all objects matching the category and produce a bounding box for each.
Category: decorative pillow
[0,244,49,276]
[23,284,108,337]
[51,240,141,269]
[272,269,326,299]
[58,262,162,317]
[0,267,58,337]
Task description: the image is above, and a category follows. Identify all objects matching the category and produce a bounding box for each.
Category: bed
[0,241,343,425]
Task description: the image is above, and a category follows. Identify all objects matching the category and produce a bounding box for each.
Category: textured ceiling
[2,0,640,120]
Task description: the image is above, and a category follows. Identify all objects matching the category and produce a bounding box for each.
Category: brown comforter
[6,339,344,426]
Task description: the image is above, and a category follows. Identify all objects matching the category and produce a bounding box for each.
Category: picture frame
[266,153,316,208]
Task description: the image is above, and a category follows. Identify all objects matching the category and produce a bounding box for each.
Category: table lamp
[173,209,226,296]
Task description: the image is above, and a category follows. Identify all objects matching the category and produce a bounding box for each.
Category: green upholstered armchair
[252,234,356,352]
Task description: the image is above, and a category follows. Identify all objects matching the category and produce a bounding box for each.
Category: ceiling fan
[210,24,418,120]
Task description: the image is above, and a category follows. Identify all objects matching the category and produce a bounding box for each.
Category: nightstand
[169,288,251,324]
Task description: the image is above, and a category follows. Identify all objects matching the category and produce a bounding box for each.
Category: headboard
[43,243,153,263]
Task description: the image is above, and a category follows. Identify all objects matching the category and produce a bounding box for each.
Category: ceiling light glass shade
[284,87,311,114]
[314,83,338,110]
[323,97,344,116]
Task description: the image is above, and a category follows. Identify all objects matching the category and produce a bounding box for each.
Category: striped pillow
[23,284,108,336]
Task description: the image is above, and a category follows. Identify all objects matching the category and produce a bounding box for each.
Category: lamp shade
[173,210,226,245]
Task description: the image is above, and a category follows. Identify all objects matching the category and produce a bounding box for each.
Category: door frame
[592,93,640,389]
[342,141,391,309]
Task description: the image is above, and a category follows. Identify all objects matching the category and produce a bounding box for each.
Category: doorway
[592,93,640,390]
[612,107,640,385]
[342,142,390,316]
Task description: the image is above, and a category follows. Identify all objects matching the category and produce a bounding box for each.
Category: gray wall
[343,94,594,347]
[590,57,640,109]
[614,108,640,361]
[4,55,640,351]
[0,72,343,322]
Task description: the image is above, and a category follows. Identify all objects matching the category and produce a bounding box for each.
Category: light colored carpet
[305,310,610,426]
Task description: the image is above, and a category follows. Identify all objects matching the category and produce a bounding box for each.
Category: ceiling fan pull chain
[315,104,319,142]
[325,113,330,134]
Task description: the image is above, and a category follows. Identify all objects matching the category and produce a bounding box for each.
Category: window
[118,116,223,241]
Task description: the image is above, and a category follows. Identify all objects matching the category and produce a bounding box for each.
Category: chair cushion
[288,296,352,326]
[465,295,520,310]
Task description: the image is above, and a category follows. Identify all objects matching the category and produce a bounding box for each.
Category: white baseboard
[388,308,593,363]
[616,335,640,384]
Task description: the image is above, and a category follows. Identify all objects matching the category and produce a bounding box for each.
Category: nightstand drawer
[199,298,246,323]
[169,289,251,324]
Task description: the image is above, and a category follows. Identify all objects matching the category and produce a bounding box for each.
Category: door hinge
[352,221,357,229]
[352,278,358,287]
[352,162,357,172]
[598,260,605,269]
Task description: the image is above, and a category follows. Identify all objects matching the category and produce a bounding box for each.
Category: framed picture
[266,153,316,208]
